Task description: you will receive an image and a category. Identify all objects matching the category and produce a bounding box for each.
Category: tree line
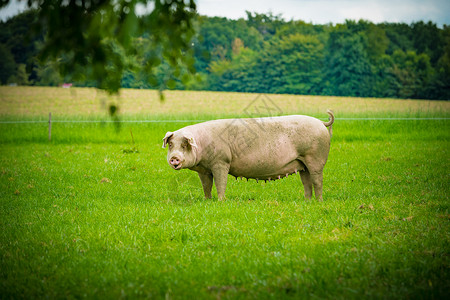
[1,10,449,100]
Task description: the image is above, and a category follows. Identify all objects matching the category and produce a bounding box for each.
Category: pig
[162,110,334,201]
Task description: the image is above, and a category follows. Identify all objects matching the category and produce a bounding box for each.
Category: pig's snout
[169,156,183,170]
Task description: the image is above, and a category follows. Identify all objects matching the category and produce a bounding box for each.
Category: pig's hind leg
[299,170,313,200]
[309,171,324,202]
[296,159,313,200]
[301,156,325,201]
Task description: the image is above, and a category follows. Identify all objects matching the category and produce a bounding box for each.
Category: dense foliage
[0,0,197,95]
[1,10,449,99]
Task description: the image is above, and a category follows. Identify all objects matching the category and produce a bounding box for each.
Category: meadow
[0,86,449,299]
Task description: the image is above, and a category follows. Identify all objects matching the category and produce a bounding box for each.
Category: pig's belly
[228,155,306,180]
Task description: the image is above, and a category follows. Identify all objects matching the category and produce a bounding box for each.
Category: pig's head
[162,130,198,170]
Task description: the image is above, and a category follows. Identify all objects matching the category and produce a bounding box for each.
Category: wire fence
[1,116,447,142]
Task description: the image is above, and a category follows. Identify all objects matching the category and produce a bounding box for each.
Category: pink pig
[163,110,334,201]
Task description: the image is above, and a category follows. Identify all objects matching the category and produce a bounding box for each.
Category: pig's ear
[162,132,174,148]
[186,136,198,149]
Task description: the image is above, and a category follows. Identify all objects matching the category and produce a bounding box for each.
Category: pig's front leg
[198,173,213,199]
[212,164,230,200]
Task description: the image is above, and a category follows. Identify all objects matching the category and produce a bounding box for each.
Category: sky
[1,0,449,26]
[196,0,450,26]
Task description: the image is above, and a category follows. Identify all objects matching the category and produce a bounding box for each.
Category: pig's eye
[181,143,187,149]
[168,142,173,148]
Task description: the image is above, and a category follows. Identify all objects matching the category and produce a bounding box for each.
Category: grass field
[1,86,449,299]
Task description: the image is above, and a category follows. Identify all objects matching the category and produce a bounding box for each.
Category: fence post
[48,112,52,141]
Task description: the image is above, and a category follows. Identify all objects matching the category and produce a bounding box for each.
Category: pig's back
[218,115,329,180]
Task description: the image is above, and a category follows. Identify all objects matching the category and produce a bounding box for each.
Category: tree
[322,27,374,97]
[0,0,197,95]
[0,43,16,84]
[193,16,263,75]
[433,25,450,99]
[35,60,62,86]
[365,23,389,62]
[388,50,433,99]
[206,33,324,95]
[245,11,284,39]
[15,64,30,85]
[382,22,414,55]
[232,37,244,55]
[260,34,324,95]
[412,21,443,66]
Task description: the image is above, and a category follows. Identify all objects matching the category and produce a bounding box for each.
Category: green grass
[1,88,449,299]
